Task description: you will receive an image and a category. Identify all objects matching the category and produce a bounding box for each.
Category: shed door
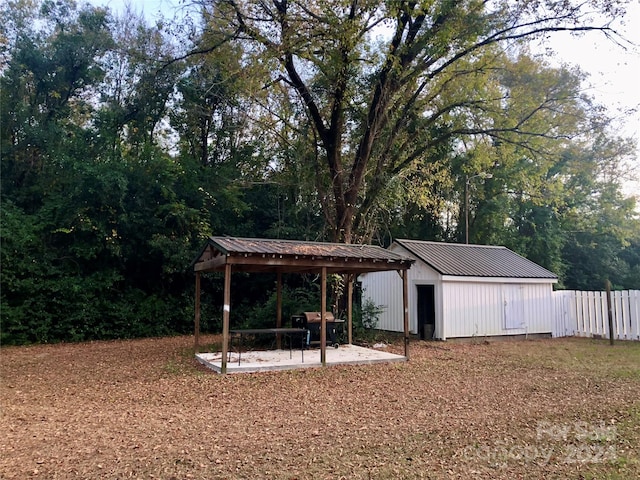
[503,284,525,329]
[417,285,436,340]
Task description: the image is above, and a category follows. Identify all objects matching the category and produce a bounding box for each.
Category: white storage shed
[360,240,558,340]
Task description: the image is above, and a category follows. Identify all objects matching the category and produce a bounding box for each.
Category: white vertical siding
[523,282,555,334]
[442,282,501,337]
[360,269,404,332]
[441,282,554,338]
[362,273,555,339]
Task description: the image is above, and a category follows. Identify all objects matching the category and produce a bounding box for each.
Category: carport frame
[193,236,414,373]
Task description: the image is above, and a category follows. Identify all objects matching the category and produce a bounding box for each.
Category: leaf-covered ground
[1,335,639,479]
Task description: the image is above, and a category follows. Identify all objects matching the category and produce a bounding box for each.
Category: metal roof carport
[192,236,414,373]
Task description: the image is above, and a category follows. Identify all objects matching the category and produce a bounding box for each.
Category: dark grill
[291,312,344,348]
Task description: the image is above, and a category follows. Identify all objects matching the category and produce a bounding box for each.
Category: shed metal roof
[393,239,557,279]
[193,236,414,274]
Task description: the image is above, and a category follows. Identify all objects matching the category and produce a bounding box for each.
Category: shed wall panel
[360,270,404,332]
[441,282,553,338]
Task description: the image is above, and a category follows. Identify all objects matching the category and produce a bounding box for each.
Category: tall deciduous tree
[191,0,627,243]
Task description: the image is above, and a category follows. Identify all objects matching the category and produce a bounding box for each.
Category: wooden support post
[194,271,201,353]
[347,274,353,345]
[221,263,232,374]
[606,279,614,346]
[276,272,283,349]
[321,267,327,366]
[402,269,410,359]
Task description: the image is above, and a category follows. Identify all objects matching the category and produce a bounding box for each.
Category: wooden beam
[221,263,232,374]
[223,254,409,273]
[276,272,282,349]
[321,266,327,366]
[194,255,227,272]
[402,269,410,359]
[347,274,353,345]
[201,261,411,276]
[194,271,201,353]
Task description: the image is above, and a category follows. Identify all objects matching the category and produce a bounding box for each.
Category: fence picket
[591,292,596,335]
[621,291,633,340]
[595,292,602,336]
[613,291,623,340]
[576,291,585,337]
[630,290,640,341]
[600,291,608,336]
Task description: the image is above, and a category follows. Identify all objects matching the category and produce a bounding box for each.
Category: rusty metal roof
[193,236,414,274]
[394,239,557,279]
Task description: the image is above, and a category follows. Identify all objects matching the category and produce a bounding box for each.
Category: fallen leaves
[0,336,638,479]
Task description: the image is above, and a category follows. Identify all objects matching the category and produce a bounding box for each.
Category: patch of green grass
[500,338,640,378]
[162,345,208,376]
[610,368,640,380]
[589,404,640,480]
[162,359,184,375]
[199,341,222,352]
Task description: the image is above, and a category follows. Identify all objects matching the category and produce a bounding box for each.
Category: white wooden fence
[553,290,640,341]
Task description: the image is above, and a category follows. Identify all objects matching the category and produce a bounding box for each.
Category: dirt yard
[1,335,639,479]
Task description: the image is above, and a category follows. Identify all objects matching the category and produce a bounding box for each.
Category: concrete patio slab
[195,344,406,374]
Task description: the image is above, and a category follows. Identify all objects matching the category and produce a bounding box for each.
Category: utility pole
[465,172,493,244]
[465,177,469,244]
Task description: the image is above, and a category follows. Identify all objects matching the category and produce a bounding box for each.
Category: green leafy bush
[352,298,384,343]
